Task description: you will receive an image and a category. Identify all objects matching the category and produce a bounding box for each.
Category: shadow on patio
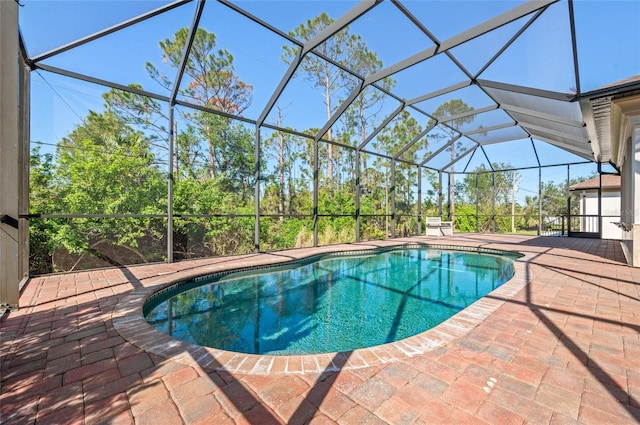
[2,235,639,424]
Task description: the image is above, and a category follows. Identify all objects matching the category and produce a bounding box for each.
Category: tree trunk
[288,177,294,215]
[360,105,367,190]
[324,66,333,187]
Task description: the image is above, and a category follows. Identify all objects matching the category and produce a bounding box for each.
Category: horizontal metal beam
[452,159,592,175]
[462,121,515,136]
[364,150,416,167]
[263,122,358,151]
[475,134,530,146]
[23,213,169,219]
[531,134,593,160]
[35,65,532,171]
[24,213,259,219]
[479,79,576,102]
[174,99,255,124]
[364,45,437,86]
[406,81,472,106]
[522,122,587,144]
[440,104,498,123]
[501,103,585,127]
[35,63,171,103]
[528,130,591,154]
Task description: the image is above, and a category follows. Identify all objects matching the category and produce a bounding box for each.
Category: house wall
[577,190,622,239]
[620,117,640,266]
[0,1,20,310]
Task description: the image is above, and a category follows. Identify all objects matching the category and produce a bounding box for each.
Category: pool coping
[112,240,532,375]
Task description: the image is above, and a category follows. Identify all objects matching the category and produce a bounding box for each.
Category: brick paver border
[112,239,533,374]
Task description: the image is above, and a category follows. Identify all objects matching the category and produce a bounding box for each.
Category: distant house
[569,175,621,239]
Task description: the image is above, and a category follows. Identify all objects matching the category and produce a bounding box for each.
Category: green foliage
[449,164,521,233]
[29,110,168,272]
[261,217,311,250]
[29,147,56,214]
[452,204,478,233]
[29,149,59,273]
[56,140,164,217]
[541,181,569,216]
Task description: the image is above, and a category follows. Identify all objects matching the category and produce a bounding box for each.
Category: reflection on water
[145,248,516,355]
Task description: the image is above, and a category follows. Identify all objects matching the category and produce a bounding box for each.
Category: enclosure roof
[18,0,640,172]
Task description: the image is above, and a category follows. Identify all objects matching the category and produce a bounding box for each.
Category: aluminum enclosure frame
[8,0,637,293]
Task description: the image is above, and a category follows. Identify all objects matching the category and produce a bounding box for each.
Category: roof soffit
[613,93,640,167]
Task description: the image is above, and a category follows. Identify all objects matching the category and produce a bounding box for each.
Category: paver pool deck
[1,234,639,424]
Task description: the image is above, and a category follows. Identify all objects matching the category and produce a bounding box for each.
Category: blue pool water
[144,247,517,355]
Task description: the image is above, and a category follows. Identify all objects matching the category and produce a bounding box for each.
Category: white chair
[426,217,442,237]
[426,217,454,236]
[440,220,453,236]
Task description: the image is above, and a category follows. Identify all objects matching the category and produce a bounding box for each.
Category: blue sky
[19,0,640,198]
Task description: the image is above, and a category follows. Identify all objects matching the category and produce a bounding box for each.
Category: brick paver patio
[2,234,639,424]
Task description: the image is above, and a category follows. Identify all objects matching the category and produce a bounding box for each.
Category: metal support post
[417,166,422,235]
[538,167,542,235]
[167,106,175,262]
[254,125,261,252]
[355,149,361,242]
[19,48,31,286]
[391,159,396,238]
[566,165,571,234]
[597,166,602,238]
[491,173,496,233]
[313,138,319,246]
[475,174,479,233]
[165,1,204,262]
[438,171,443,217]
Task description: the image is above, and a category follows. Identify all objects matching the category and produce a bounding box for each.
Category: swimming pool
[144,246,517,355]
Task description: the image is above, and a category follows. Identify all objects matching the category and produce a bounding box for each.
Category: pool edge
[112,239,532,375]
